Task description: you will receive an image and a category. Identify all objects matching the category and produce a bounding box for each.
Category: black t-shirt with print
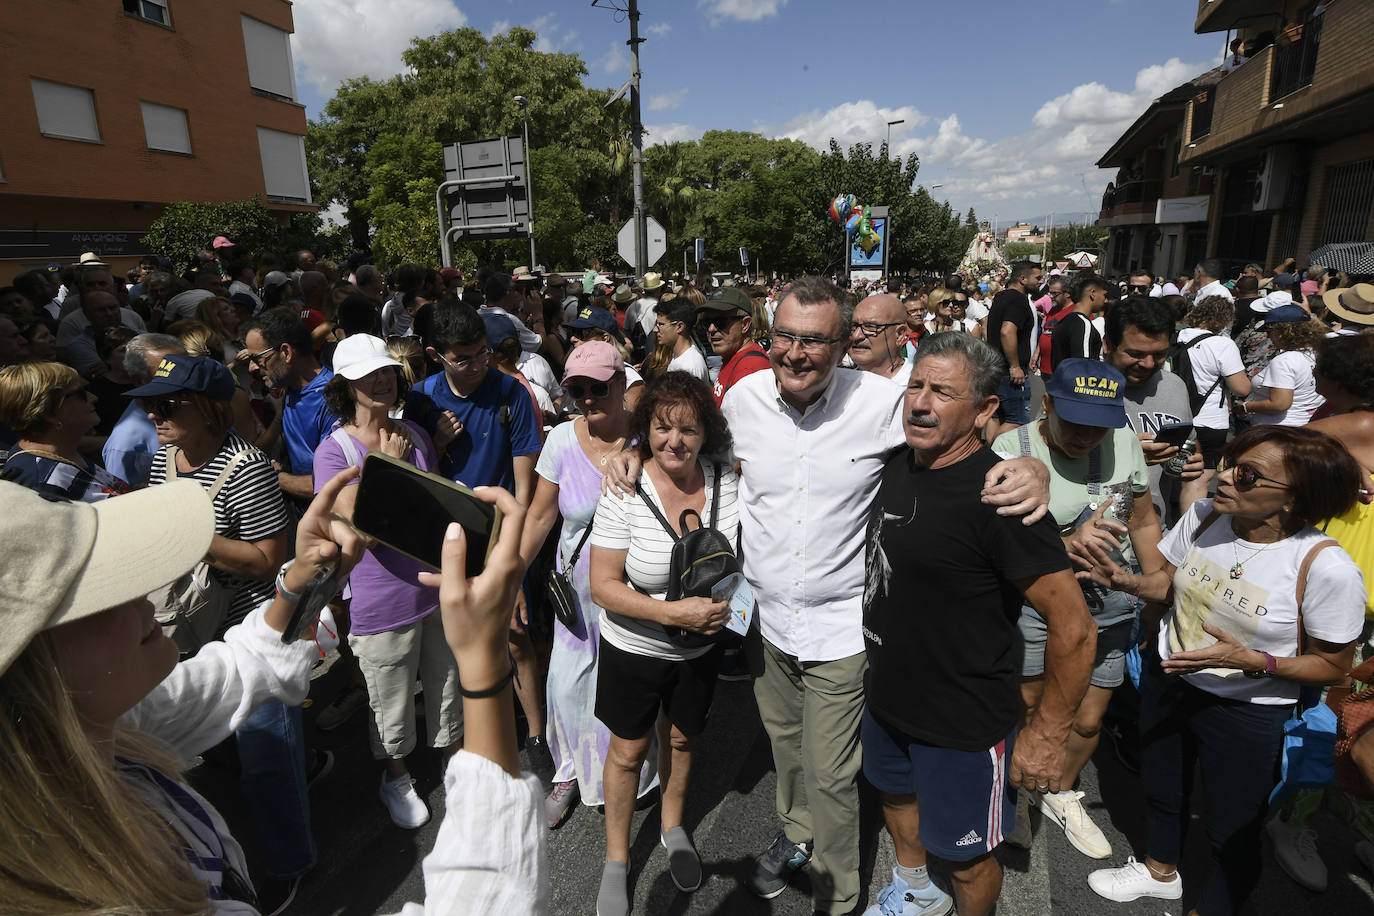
[862,445,1070,750]
[987,289,1035,372]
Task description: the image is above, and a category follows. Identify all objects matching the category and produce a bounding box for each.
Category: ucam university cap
[1046,358,1129,428]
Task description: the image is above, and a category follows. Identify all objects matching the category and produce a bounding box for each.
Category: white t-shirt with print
[1177,328,1246,429]
[1249,349,1324,426]
[591,461,740,661]
[1159,499,1365,704]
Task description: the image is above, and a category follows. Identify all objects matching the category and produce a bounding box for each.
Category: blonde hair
[386,336,427,386]
[0,361,80,437]
[178,322,229,365]
[0,633,212,914]
[682,288,706,308]
[193,298,236,344]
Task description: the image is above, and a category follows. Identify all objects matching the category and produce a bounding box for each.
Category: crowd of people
[0,241,1371,916]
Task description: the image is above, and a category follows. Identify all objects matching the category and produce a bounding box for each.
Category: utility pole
[1042,211,1054,267]
[514,95,536,268]
[628,0,647,279]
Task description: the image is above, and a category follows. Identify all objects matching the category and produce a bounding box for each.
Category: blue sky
[291,0,1225,227]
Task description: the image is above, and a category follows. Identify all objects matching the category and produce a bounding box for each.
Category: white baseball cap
[332,334,402,381]
[0,480,215,676]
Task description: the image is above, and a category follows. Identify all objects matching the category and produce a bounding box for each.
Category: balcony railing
[1270,14,1322,101]
[1100,179,1164,219]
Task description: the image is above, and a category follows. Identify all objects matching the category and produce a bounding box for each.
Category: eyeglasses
[1217,457,1289,491]
[247,344,279,365]
[770,329,844,354]
[437,347,490,371]
[138,396,191,420]
[853,321,904,337]
[566,381,612,400]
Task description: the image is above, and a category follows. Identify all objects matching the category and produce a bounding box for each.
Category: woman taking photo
[0,463,544,913]
[0,361,128,501]
[1082,425,1365,915]
[519,342,659,830]
[313,334,462,830]
[589,371,739,916]
[1240,306,1327,426]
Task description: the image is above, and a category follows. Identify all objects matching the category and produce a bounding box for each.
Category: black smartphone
[279,559,339,644]
[353,453,502,576]
[1154,423,1194,447]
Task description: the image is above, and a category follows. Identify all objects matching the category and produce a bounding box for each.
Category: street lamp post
[885,118,904,154]
[514,95,536,268]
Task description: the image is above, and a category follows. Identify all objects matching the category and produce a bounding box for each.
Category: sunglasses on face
[138,396,191,419]
[1128,284,1152,293]
[566,381,612,400]
[697,313,743,331]
[1217,457,1289,490]
[247,345,279,364]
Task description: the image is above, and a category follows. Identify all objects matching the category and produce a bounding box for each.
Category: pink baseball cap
[212,235,235,249]
[561,340,624,384]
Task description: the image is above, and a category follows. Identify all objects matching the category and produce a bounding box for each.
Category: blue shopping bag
[1269,689,1338,807]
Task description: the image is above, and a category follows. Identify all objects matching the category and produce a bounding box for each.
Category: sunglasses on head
[138,396,191,419]
[1217,457,1289,490]
[566,380,611,399]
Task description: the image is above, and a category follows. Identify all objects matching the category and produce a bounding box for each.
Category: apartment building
[0,0,314,278]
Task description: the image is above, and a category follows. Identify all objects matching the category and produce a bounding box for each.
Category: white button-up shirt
[1196,279,1234,302]
[722,367,906,663]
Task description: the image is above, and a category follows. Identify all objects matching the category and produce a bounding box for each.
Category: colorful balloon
[827,193,855,223]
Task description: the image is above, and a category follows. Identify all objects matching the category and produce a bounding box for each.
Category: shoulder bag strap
[1017,424,1032,458]
[165,445,181,481]
[330,426,362,468]
[635,479,679,540]
[707,462,721,528]
[564,515,596,569]
[1294,538,1339,655]
[1087,445,1102,496]
[206,449,253,500]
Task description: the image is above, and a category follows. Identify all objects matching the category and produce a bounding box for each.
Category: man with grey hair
[101,332,186,486]
[861,331,1094,916]
[355,263,385,306]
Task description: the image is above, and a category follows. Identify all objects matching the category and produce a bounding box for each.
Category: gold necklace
[589,434,625,466]
[1229,536,1281,579]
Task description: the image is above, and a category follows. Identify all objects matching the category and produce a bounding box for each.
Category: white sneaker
[1004,788,1032,849]
[1088,857,1183,902]
[1266,817,1327,892]
[379,772,430,829]
[1036,790,1111,859]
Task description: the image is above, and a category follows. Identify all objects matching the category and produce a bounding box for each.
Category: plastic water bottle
[1162,439,1197,479]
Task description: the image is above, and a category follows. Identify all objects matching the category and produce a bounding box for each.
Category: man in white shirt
[1193,257,1234,303]
[56,290,147,377]
[653,298,710,381]
[718,277,1049,915]
[848,293,911,382]
[625,271,665,345]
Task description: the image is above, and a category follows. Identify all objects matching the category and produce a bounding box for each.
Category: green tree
[1048,224,1108,263]
[141,198,282,274]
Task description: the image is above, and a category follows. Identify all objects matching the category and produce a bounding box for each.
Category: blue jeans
[996,375,1030,424]
[236,700,316,879]
[1138,651,1290,915]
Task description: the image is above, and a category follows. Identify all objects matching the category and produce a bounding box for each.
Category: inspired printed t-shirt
[1159,499,1365,704]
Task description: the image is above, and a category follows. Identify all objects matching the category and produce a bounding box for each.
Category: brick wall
[0,0,309,208]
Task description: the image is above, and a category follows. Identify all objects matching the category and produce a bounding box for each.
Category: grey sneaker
[1266,817,1326,892]
[597,860,629,916]
[750,829,811,899]
[661,826,702,892]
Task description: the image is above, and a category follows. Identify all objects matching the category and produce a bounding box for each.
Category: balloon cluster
[827,193,881,253]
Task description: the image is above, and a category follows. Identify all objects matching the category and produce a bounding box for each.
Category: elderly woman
[589,371,740,916]
[1083,425,1365,915]
[0,361,128,501]
[1241,306,1328,426]
[313,334,461,830]
[1175,295,1252,510]
[519,342,660,830]
[131,354,316,909]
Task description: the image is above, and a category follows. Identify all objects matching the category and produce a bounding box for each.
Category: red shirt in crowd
[713,342,771,404]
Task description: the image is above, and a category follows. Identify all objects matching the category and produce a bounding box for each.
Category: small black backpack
[636,463,740,647]
[1167,331,1224,414]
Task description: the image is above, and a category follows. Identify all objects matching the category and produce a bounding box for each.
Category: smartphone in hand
[353,453,503,576]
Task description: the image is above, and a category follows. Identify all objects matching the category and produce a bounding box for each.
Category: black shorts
[1195,425,1229,470]
[595,637,722,739]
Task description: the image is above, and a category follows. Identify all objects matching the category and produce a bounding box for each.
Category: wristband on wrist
[457,665,515,698]
[274,559,302,603]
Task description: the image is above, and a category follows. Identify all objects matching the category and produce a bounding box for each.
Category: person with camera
[588,371,740,916]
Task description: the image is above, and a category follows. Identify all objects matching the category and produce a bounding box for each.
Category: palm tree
[647,141,700,251]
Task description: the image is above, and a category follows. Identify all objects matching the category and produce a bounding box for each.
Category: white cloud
[648,88,688,111]
[646,23,672,37]
[774,101,930,151]
[645,123,704,145]
[292,0,468,95]
[489,19,510,37]
[700,0,789,24]
[529,13,579,54]
[598,39,629,74]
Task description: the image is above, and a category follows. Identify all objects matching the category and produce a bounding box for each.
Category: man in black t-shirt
[861,332,1094,916]
[986,261,1044,440]
[1049,274,1110,371]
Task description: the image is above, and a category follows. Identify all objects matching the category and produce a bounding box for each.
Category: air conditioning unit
[1253,144,1296,211]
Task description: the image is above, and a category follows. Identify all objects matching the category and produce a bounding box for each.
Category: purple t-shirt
[313,420,441,636]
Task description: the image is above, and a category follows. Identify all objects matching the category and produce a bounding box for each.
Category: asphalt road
[189,654,1374,915]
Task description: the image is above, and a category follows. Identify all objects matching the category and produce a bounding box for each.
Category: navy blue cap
[1046,358,1128,428]
[563,305,623,341]
[482,311,519,349]
[125,354,236,401]
[1260,304,1308,327]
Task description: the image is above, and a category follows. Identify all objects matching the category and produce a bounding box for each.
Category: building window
[140,102,191,154]
[31,79,101,143]
[123,0,170,26]
[1318,158,1374,246]
[241,15,296,101]
[257,128,311,202]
